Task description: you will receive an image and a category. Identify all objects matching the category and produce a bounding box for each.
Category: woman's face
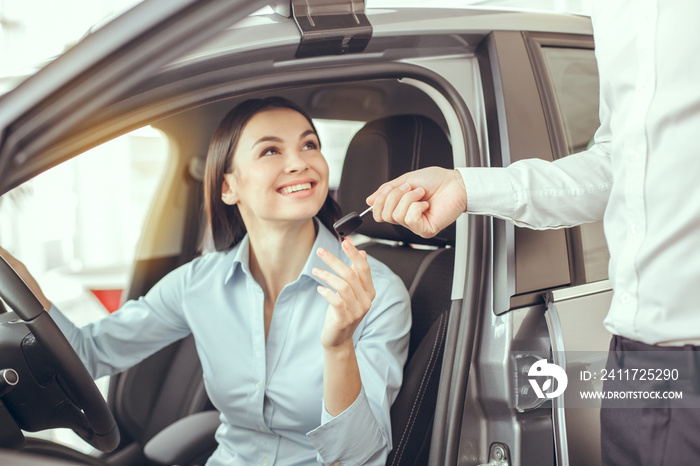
[221,107,329,228]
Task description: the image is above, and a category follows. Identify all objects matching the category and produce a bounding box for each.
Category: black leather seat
[336,115,455,465]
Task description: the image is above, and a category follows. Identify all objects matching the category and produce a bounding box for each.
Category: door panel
[547,282,613,466]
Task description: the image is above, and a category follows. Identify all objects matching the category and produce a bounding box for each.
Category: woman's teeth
[280,182,312,194]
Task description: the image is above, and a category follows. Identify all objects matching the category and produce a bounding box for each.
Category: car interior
[2,79,462,465]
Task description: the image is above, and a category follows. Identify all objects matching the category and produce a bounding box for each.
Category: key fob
[333,212,363,239]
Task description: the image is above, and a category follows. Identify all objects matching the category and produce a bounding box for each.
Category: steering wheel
[0,253,119,452]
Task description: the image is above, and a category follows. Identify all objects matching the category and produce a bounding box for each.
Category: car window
[0,126,168,451]
[540,46,609,283]
[312,119,365,190]
[0,126,168,318]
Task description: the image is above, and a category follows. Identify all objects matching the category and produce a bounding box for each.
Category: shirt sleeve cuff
[306,386,387,465]
[457,167,515,219]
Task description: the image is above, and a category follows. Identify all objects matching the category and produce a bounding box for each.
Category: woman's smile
[221,107,330,224]
[277,179,317,197]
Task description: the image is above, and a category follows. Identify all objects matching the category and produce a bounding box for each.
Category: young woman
[4,97,411,465]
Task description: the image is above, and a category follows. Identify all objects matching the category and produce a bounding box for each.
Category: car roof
[173,7,591,68]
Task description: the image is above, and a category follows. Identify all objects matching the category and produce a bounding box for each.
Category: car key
[333,206,373,239]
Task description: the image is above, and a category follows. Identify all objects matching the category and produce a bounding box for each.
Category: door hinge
[291,0,372,58]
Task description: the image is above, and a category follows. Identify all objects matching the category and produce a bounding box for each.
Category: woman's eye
[261,147,280,156]
[302,141,318,151]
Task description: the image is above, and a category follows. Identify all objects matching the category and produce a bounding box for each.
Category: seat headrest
[336,115,455,246]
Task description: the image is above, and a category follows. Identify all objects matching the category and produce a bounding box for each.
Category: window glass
[0,125,168,452]
[542,47,600,154]
[312,119,365,190]
[541,46,609,283]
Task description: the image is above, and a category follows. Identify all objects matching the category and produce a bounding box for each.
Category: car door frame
[0,0,270,196]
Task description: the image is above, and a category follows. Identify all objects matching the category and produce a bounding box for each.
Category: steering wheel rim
[0,254,119,452]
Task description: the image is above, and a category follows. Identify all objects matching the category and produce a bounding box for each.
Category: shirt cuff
[457,167,515,219]
[306,386,386,465]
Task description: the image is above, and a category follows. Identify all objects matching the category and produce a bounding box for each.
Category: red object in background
[90,289,123,313]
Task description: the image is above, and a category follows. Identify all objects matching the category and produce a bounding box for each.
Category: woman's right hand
[0,246,52,311]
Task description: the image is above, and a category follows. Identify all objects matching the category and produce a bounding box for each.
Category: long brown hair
[203,97,341,251]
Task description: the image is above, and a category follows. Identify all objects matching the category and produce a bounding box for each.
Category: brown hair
[203,97,341,251]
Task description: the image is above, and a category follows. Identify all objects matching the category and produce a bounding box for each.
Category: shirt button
[628,150,640,161]
[262,458,269,466]
[332,463,341,466]
[620,293,631,304]
[258,425,265,432]
[630,223,640,234]
[256,380,262,389]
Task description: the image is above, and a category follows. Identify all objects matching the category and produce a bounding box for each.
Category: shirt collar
[224,218,342,286]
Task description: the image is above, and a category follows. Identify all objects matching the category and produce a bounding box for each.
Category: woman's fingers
[316,242,376,350]
[313,266,358,306]
[316,285,345,310]
[314,240,374,312]
[340,238,375,301]
[315,246,361,293]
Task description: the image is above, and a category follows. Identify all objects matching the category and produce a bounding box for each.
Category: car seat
[335,114,455,465]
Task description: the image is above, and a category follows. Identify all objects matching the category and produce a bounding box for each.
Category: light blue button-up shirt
[50,222,411,465]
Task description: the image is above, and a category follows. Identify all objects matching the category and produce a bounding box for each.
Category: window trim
[477,31,572,314]
[524,32,604,288]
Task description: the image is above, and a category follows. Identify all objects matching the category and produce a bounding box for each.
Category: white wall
[0,0,140,76]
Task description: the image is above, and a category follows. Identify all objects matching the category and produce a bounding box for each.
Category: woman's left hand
[313,238,376,350]
[0,246,52,311]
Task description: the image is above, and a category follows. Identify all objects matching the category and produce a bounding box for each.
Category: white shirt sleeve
[459,86,614,230]
[459,147,612,230]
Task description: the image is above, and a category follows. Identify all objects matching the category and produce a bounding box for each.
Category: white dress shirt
[50,221,411,465]
[460,0,700,346]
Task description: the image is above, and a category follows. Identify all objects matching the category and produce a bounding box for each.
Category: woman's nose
[285,151,309,173]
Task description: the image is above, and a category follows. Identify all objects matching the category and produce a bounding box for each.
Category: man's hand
[366,167,467,238]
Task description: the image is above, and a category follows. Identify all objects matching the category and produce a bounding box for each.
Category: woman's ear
[221,175,239,205]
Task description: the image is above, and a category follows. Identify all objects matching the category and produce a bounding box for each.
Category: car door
[466,28,611,466]
[526,32,612,466]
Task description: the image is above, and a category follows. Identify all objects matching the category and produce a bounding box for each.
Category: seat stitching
[391,312,448,465]
[393,312,447,465]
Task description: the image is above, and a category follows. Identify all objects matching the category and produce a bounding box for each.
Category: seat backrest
[336,114,455,465]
